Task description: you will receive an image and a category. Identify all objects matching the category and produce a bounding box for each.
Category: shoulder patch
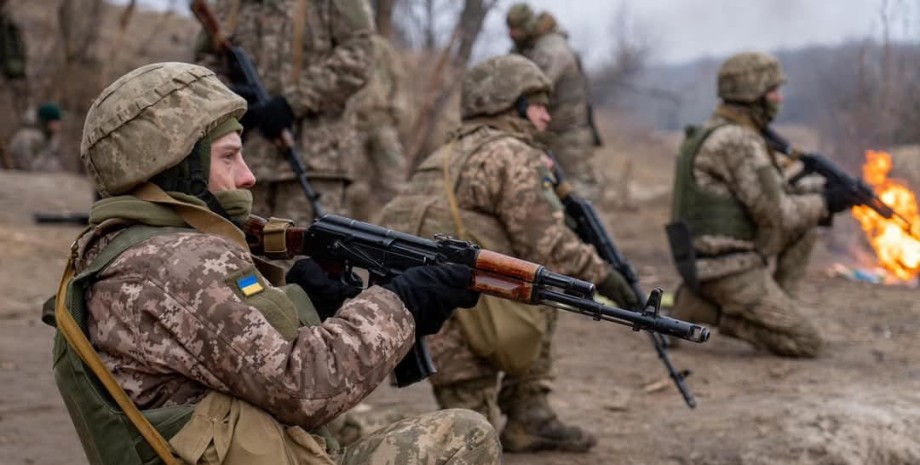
[236,273,264,297]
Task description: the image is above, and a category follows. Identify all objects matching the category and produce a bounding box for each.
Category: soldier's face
[526,104,551,132]
[765,87,784,104]
[208,132,256,192]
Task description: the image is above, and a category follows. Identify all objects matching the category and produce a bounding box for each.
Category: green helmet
[717,52,787,103]
[81,62,246,197]
[506,3,535,30]
[461,55,551,119]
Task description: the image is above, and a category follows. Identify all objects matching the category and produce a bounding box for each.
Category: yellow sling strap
[131,182,248,249]
[54,259,180,465]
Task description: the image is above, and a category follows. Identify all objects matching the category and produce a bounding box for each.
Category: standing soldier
[379,55,638,453]
[201,0,376,224]
[668,52,855,357]
[50,61,499,465]
[9,103,64,171]
[506,3,602,201]
[346,33,407,222]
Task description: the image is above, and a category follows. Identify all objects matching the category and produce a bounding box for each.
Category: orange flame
[851,150,920,281]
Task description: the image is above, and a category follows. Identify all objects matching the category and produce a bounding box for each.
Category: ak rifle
[551,166,702,408]
[243,215,710,387]
[190,0,325,217]
[763,128,918,238]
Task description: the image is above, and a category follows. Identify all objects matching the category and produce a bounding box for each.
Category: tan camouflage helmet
[717,52,787,103]
[506,2,536,30]
[461,55,551,119]
[81,62,246,197]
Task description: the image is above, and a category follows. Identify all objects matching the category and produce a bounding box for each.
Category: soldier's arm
[460,140,610,283]
[102,233,414,430]
[285,0,374,117]
[704,126,826,246]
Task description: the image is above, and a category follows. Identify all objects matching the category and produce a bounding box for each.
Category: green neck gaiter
[212,189,253,224]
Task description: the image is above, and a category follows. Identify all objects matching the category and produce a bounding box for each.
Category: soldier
[668,52,855,358]
[506,3,602,201]
[378,55,638,453]
[51,62,500,465]
[202,0,376,224]
[346,33,407,222]
[9,103,64,171]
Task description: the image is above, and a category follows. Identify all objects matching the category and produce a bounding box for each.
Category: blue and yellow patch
[236,274,264,297]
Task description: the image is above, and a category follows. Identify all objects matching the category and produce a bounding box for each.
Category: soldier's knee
[438,409,501,453]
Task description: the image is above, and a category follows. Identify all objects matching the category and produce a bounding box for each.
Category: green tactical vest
[671,124,756,241]
[46,224,325,465]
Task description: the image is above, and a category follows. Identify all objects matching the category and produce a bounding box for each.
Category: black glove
[823,183,854,216]
[597,269,641,310]
[242,96,294,140]
[286,259,362,320]
[382,264,480,336]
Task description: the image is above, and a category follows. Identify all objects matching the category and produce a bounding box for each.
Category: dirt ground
[1,123,919,465]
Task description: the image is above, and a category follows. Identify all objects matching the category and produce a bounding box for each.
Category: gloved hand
[596,269,641,310]
[382,264,480,336]
[823,183,854,215]
[286,258,362,320]
[242,96,294,140]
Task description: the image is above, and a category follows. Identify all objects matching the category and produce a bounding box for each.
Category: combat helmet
[81,62,246,197]
[461,55,551,119]
[506,3,536,31]
[717,52,786,103]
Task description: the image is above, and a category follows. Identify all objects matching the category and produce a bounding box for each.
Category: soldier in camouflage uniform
[9,103,64,171]
[202,0,376,224]
[378,55,638,453]
[55,62,499,465]
[506,3,602,201]
[669,52,855,358]
[346,34,407,222]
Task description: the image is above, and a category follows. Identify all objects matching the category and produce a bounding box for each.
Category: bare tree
[591,3,655,107]
[406,0,498,170]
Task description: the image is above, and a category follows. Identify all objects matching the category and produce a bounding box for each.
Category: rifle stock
[244,214,710,386]
[190,0,325,218]
[551,163,702,408]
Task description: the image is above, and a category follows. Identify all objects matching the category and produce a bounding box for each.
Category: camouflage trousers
[335,409,500,465]
[694,230,823,357]
[347,124,406,222]
[540,126,598,202]
[426,307,559,428]
[251,177,349,225]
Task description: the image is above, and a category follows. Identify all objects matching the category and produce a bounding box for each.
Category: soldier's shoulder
[705,122,761,150]
[112,230,249,273]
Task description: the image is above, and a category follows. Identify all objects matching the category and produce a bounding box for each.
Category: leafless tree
[590,3,655,107]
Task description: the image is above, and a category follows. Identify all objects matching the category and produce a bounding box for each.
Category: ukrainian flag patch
[237,274,264,297]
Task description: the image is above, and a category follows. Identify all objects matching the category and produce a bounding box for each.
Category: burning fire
[850,150,920,281]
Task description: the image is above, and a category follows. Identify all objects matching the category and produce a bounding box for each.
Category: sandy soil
[1,128,919,465]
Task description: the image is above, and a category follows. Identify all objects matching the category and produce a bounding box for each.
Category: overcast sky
[125,0,919,66]
[482,0,920,66]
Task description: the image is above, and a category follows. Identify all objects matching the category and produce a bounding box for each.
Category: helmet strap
[515,96,530,119]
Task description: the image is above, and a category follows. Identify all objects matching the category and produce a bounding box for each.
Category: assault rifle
[763,128,918,238]
[551,166,701,408]
[243,214,710,387]
[190,0,325,218]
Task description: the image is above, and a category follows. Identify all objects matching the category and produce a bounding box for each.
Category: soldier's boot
[499,387,596,453]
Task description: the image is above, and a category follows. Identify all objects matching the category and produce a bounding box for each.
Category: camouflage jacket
[79,221,414,430]
[689,110,827,279]
[349,34,404,130]
[9,126,62,171]
[380,115,609,283]
[514,29,589,133]
[209,0,375,182]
